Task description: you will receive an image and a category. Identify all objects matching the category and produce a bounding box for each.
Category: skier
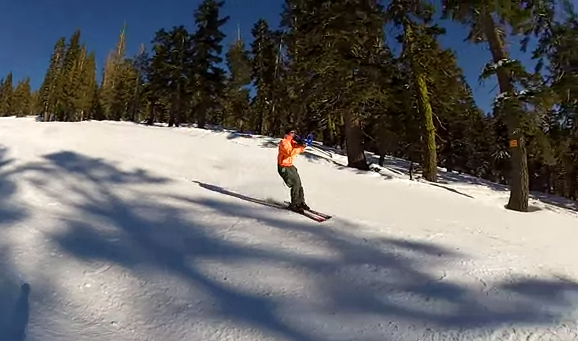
[277,129,309,212]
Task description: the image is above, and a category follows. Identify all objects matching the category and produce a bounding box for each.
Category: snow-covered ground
[1,116,577,341]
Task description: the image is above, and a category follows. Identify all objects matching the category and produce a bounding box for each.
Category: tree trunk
[344,110,369,170]
[270,102,278,136]
[405,22,437,182]
[545,165,552,194]
[563,156,574,198]
[323,116,336,146]
[43,106,49,123]
[168,108,176,127]
[415,71,437,182]
[481,12,529,212]
[146,103,155,125]
[197,100,206,129]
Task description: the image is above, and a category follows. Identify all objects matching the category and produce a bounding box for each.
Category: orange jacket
[277,135,305,166]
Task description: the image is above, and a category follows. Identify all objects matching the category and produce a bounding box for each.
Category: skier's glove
[294,135,306,146]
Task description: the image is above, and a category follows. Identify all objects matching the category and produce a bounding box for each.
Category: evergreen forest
[1,0,577,212]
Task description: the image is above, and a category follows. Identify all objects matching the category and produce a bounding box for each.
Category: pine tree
[13,77,32,117]
[250,19,279,134]
[280,0,311,131]
[0,73,14,116]
[31,90,40,115]
[128,44,149,123]
[531,4,578,198]
[147,26,194,126]
[76,51,98,120]
[224,30,252,131]
[387,0,441,181]
[167,26,194,126]
[101,23,130,120]
[147,29,172,125]
[58,29,83,121]
[133,44,156,124]
[366,61,413,165]
[416,33,494,178]
[39,37,66,122]
[281,0,387,170]
[191,0,229,128]
[441,0,559,210]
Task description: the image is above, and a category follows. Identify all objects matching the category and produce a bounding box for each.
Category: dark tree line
[1,0,577,212]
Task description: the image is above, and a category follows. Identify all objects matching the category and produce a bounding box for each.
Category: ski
[282,201,332,221]
[307,209,332,220]
[299,210,327,222]
[266,200,329,222]
[190,180,330,223]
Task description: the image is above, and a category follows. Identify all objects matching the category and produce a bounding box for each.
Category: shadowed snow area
[0,116,577,341]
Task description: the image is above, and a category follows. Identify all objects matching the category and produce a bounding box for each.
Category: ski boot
[288,203,304,213]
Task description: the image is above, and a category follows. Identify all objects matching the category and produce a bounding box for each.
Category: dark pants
[278,164,305,206]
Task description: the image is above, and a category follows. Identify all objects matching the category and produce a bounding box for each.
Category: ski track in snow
[0,117,577,341]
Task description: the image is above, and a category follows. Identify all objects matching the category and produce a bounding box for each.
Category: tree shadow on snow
[295,148,476,198]
[0,259,31,341]
[302,150,473,198]
[300,151,396,179]
[41,151,169,185]
[0,146,28,226]
[365,153,578,210]
[529,192,578,213]
[0,149,113,341]
[424,182,475,199]
[227,132,256,140]
[0,242,34,341]
[364,153,508,192]
[302,151,345,168]
[10,151,578,340]
[0,146,34,341]
[0,282,31,341]
[259,138,281,149]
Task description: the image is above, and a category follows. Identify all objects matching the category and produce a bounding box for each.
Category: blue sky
[0,0,574,113]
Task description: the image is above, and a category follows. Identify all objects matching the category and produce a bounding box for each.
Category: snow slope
[0,116,577,341]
